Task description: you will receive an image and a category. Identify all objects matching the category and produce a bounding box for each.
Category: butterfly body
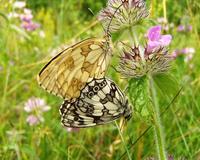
[60,77,132,128]
[37,37,112,101]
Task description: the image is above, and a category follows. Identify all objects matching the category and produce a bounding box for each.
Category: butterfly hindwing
[60,78,132,128]
[38,37,111,100]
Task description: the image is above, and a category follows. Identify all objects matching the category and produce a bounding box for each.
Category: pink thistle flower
[98,0,149,32]
[117,43,173,78]
[147,25,172,53]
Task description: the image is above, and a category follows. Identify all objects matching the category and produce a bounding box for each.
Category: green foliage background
[0,0,200,159]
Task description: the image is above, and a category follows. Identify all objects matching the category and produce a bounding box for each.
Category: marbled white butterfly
[60,77,132,128]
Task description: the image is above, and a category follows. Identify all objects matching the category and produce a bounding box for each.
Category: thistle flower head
[117,35,173,78]
[117,26,173,78]
[98,0,149,33]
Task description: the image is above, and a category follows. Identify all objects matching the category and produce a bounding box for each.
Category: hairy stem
[149,76,167,160]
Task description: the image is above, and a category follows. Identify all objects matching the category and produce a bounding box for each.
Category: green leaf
[153,73,179,99]
[128,77,152,121]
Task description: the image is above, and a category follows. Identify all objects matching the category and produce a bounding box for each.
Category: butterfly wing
[60,78,132,128]
[37,38,111,100]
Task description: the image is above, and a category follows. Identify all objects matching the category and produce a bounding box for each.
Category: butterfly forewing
[60,78,132,128]
[38,37,111,100]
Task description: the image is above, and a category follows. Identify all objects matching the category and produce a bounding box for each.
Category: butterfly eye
[93,86,99,92]
[88,91,94,98]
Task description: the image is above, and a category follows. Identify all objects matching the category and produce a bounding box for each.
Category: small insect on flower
[117,26,173,78]
[60,77,132,128]
[98,0,149,32]
[24,97,51,126]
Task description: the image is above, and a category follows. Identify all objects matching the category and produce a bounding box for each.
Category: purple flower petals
[147,25,172,52]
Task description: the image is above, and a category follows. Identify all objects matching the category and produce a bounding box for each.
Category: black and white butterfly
[59,77,132,128]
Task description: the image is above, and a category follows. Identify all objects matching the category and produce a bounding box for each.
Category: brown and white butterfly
[37,0,129,101]
[37,37,112,101]
[60,77,132,128]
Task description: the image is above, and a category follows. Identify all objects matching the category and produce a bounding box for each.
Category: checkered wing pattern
[60,78,132,128]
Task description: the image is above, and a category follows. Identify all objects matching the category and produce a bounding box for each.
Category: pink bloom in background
[19,8,40,31]
[147,25,172,52]
[20,13,33,22]
[171,47,195,62]
[24,97,50,112]
[21,21,40,31]
[156,17,175,32]
[177,24,192,32]
[171,50,179,58]
[20,8,33,22]
[66,127,80,132]
[177,25,185,32]
[187,25,192,31]
[26,115,44,126]
[182,47,195,62]
[24,97,51,126]
[13,1,26,8]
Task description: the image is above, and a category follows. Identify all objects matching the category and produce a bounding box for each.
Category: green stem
[162,0,167,21]
[115,122,132,160]
[149,76,167,160]
[2,67,10,107]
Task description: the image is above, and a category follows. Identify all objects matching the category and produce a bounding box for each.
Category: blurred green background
[0,0,200,159]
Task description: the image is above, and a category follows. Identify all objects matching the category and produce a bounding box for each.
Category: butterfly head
[123,99,132,121]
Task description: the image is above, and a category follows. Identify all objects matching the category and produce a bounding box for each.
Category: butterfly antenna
[88,8,107,34]
[105,1,126,37]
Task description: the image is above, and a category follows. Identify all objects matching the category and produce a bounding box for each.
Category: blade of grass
[115,121,132,160]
